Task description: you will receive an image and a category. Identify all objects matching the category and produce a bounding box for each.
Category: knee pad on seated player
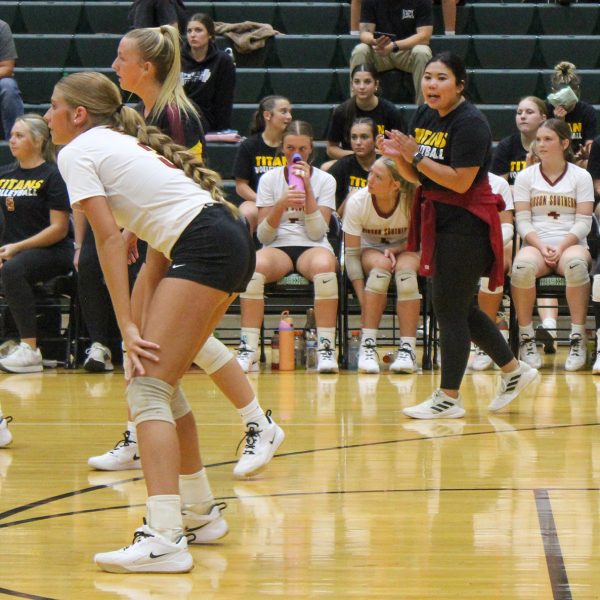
[239,272,266,300]
[395,270,421,301]
[365,268,392,295]
[171,383,192,420]
[564,257,589,287]
[592,274,600,302]
[511,260,537,289]
[314,271,338,299]
[194,335,232,374]
[479,276,503,295]
[127,376,175,426]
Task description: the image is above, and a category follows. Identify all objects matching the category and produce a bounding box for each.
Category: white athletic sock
[126,421,137,442]
[179,468,214,514]
[317,327,336,349]
[238,397,269,428]
[400,336,417,351]
[146,494,183,541]
[240,328,260,352]
[542,318,557,336]
[361,328,378,345]
[519,324,535,339]
[571,323,586,337]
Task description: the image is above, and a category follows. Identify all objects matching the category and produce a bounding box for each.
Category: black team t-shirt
[328,154,370,210]
[233,133,287,192]
[491,132,528,186]
[545,100,597,155]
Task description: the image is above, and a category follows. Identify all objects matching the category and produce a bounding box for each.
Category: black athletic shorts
[166,203,256,294]
[274,245,312,273]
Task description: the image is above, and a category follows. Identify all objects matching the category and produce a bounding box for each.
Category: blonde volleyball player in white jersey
[511,118,594,372]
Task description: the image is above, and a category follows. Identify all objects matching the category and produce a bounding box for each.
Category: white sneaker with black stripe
[94,523,193,574]
[403,389,465,419]
[564,332,586,372]
[518,334,542,369]
[358,338,379,373]
[236,341,258,373]
[88,430,141,471]
[488,360,538,412]
[390,343,418,373]
[183,502,229,543]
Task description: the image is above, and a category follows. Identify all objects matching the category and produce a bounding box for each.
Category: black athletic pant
[1,245,73,339]
[433,232,514,390]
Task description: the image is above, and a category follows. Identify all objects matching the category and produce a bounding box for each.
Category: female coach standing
[380,52,538,419]
[45,71,255,573]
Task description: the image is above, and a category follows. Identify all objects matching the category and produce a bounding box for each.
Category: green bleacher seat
[430,36,470,61]
[537,36,600,70]
[276,3,345,35]
[271,36,337,68]
[19,2,82,34]
[234,69,272,103]
[73,34,120,69]
[537,4,599,36]
[14,68,62,104]
[468,69,546,104]
[270,68,345,103]
[14,34,72,68]
[463,4,538,35]
[337,35,357,64]
[470,36,537,69]
[0,3,18,30]
[81,2,130,34]
[211,3,277,31]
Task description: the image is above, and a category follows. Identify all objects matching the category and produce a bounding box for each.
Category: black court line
[535,489,573,600]
[0,587,56,600]
[1,421,598,523]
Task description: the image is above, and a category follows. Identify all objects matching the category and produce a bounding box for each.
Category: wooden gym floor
[0,346,599,599]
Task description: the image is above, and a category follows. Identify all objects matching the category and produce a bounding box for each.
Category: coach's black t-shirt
[232,133,287,192]
[328,154,370,209]
[327,98,405,151]
[545,100,597,154]
[360,0,433,40]
[0,162,73,247]
[490,133,527,186]
[410,100,492,235]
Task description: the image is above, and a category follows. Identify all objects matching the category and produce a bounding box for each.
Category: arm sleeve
[576,169,595,205]
[341,194,364,237]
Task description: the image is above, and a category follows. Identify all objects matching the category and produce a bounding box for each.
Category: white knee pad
[365,268,392,295]
[314,272,338,300]
[127,377,175,426]
[240,272,266,300]
[479,276,503,295]
[194,335,232,374]
[171,383,192,420]
[511,260,537,289]
[395,270,422,301]
[564,257,589,288]
[592,274,600,302]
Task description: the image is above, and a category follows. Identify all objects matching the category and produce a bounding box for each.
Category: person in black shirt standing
[350,0,433,104]
[0,113,73,374]
[380,52,538,419]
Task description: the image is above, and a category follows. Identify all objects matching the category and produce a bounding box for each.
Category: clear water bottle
[294,330,306,369]
[347,330,360,370]
[305,329,318,371]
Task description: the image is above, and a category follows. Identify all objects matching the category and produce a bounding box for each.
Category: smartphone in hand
[373,31,397,41]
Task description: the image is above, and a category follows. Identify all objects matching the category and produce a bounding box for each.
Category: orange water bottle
[278,310,295,371]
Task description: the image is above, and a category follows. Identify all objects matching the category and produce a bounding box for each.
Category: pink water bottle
[288,152,304,191]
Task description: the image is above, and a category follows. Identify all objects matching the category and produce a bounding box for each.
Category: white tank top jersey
[256,165,336,251]
[342,186,411,251]
[513,162,594,246]
[488,172,514,211]
[57,126,214,258]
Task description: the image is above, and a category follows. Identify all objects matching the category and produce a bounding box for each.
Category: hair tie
[116,103,125,114]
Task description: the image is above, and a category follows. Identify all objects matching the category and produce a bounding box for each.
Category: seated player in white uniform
[511,118,594,372]
[343,157,420,374]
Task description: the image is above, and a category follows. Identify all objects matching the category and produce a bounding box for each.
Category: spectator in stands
[129,0,188,32]
[343,157,419,374]
[233,95,292,232]
[491,96,559,355]
[0,20,24,141]
[511,118,593,372]
[325,63,405,166]
[329,117,378,215]
[471,172,514,371]
[236,120,339,374]
[350,0,433,105]
[0,114,73,374]
[546,61,596,167]
[181,13,236,133]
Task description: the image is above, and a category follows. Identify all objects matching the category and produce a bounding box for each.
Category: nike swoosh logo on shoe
[149,552,171,559]
[133,454,140,461]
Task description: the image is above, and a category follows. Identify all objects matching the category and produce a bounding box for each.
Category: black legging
[433,232,514,390]
[78,225,145,347]
[1,245,74,339]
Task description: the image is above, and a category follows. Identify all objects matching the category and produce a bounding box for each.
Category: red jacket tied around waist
[407,179,506,292]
